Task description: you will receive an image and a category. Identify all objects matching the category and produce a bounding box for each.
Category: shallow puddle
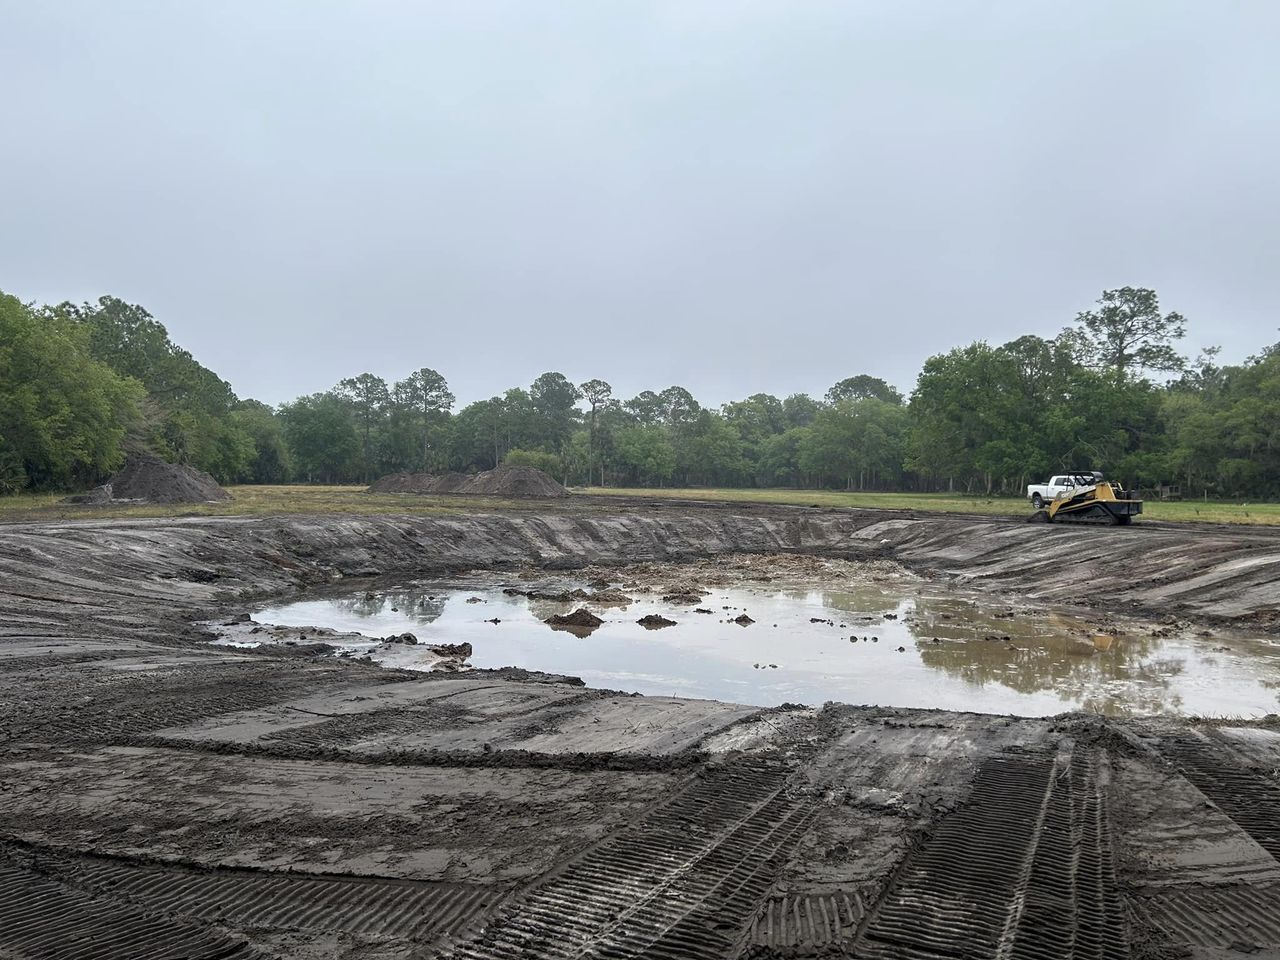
[251,575,1280,717]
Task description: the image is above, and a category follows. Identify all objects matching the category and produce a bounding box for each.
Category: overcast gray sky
[3,2,1278,409]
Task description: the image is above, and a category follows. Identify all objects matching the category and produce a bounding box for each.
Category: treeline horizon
[3,286,1279,499]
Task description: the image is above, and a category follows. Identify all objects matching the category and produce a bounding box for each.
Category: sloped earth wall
[2,503,1280,959]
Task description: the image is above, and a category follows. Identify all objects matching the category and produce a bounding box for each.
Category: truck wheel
[1032,494,1044,509]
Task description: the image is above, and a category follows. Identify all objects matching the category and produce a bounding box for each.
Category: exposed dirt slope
[4,505,1280,633]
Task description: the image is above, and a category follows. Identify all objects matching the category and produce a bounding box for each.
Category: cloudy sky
[3,2,1277,408]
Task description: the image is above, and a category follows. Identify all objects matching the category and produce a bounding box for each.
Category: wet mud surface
[3,501,1280,958]
[246,555,1280,716]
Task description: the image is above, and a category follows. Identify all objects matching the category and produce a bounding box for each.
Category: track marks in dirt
[0,857,260,960]
[1133,883,1280,951]
[447,760,816,959]
[1160,734,1280,861]
[747,889,872,949]
[857,749,1126,960]
[12,661,403,746]
[45,853,495,944]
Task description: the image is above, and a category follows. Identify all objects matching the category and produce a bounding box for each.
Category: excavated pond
[244,562,1280,718]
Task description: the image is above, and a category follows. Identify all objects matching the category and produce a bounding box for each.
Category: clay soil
[3,498,1280,958]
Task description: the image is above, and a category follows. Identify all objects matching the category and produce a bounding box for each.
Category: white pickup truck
[1026,472,1103,509]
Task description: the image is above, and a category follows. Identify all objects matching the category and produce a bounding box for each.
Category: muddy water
[253,577,1280,717]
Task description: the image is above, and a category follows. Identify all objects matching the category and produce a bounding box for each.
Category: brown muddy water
[250,574,1280,718]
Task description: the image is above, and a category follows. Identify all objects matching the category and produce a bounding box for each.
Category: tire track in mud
[0,858,261,960]
[856,749,1126,960]
[747,889,873,949]
[40,852,496,943]
[446,760,816,959]
[1159,734,1280,861]
[1133,883,1280,950]
[13,663,406,745]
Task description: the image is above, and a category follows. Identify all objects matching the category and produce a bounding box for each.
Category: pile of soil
[367,464,568,498]
[63,455,231,505]
[637,614,677,629]
[545,608,605,636]
[368,471,469,494]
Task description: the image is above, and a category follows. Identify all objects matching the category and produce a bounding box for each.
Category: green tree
[825,375,904,405]
[674,411,744,485]
[503,447,563,477]
[800,399,907,489]
[613,425,676,486]
[529,372,581,452]
[782,393,820,428]
[336,373,390,480]
[0,291,143,490]
[624,390,665,426]
[392,368,454,471]
[52,295,253,481]
[1071,287,1187,379]
[278,393,361,483]
[579,378,613,484]
[230,400,292,483]
[756,427,810,487]
[722,393,785,477]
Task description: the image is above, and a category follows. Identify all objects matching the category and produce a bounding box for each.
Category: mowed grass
[0,485,531,523]
[2,483,1279,526]
[579,486,1280,526]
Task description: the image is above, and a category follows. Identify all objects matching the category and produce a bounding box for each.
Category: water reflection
[252,576,1280,718]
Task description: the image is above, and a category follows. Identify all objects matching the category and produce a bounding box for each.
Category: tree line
[3,286,1278,498]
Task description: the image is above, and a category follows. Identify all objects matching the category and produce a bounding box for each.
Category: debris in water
[465,596,486,604]
[637,614,677,629]
[732,614,755,626]
[545,608,605,636]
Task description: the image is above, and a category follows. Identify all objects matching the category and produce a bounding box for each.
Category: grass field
[579,486,1280,526]
[2,484,1278,526]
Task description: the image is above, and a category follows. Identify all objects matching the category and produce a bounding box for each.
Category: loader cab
[1065,471,1104,487]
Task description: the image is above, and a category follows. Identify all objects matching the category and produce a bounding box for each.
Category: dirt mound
[637,614,677,629]
[457,465,568,497]
[368,465,567,498]
[367,471,469,494]
[545,608,604,636]
[63,455,231,505]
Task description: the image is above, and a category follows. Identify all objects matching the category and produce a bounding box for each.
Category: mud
[4,500,1280,957]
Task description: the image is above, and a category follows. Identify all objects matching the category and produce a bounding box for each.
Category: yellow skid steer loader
[1029,471,1143,525]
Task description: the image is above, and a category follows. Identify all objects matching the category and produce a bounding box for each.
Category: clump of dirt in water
[637,614,677,629]
[545,608,605,636]
[62,454,231,505]
[368,464,568,497]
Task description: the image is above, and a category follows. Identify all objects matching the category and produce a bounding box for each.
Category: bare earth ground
[3,497,1280,958]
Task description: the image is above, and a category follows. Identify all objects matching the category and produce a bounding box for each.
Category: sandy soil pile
[64,455,231,504]
[369,464,568,498]
[368,471,469,494]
